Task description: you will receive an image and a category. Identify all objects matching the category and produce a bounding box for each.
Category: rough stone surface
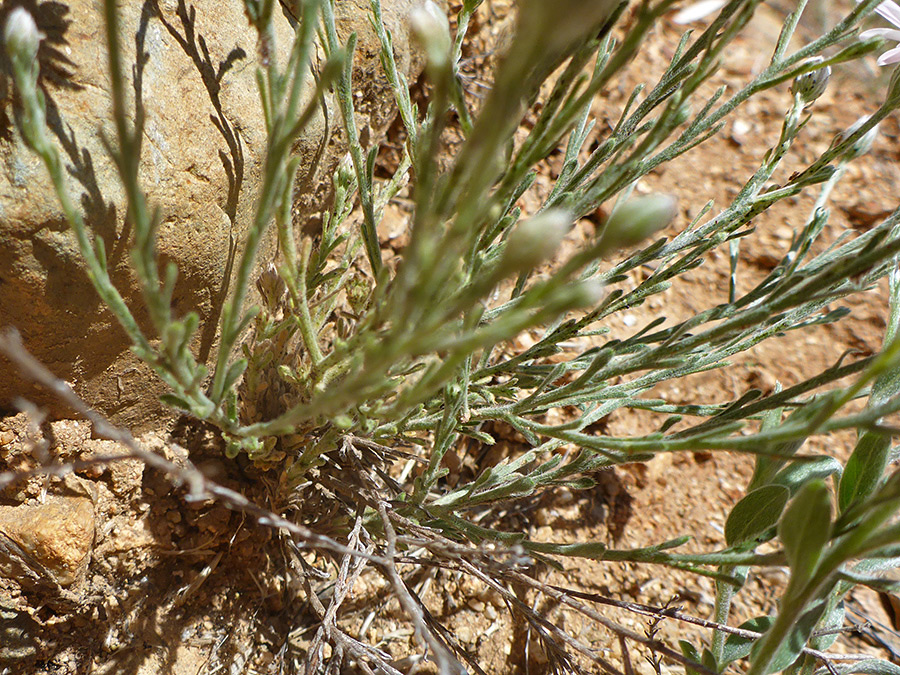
[0,0,424,430]
[0,494,95,587]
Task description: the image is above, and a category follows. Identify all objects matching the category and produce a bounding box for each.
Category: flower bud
[569,279,605,306]
[337,153,354,186]
[601,194,677,254]
[790,58,831,106]
[501,210,571,273]
[517,0,620,55]
[672,0,726,25]
[409,1,451,69]
[3,8,42,65]
[838,116,880,159]
[887,60,900,108]
[256,263,286,310]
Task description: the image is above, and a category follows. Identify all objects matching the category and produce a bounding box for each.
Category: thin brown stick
[0,450,147,489]
[619,634,635,675]
[454,556,617,670]
[551,585,877,663]
[510,571,720,675]
[384,509,714,675]
[306,518,366,675]
[377,501,462,675]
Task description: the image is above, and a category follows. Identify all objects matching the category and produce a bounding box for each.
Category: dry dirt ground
[3,1,900,673]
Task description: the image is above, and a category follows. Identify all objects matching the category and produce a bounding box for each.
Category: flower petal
[877,44,900,64]
[860,26,900,40]
[672,0,726,24]
[874,0,900,28]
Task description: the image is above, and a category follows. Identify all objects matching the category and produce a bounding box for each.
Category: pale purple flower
[672,0,726,25]
[859,0,900,66]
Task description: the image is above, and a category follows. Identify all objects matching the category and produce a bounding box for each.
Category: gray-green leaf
[679,640,704,675]
[810,600,844,651]
[839,431,891,513]
[773,456,842,495]
[778,479,832,585]
[722,615,774,666]
[725,485,790,547]
[832,659,900,675]
[749,598,827,675]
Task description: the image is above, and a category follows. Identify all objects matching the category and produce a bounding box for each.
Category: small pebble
[555,487,574,504]
[774,226,793,240]
[731,118,751,142]
[483,589,504,608]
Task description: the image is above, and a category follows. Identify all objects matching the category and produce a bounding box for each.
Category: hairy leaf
[725,485,790,547]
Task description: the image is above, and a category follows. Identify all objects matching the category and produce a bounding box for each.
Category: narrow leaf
[725,485,790,547]
[773,456,842,495]
[159,393,193,413]
[834,659,900,675]
[778,480,832,585]
[749,598,827,675]
[94,235,108,274]
[722,616,774,666]
[839,430,891,513]
[679,640,704,675]
[223,358,248,392]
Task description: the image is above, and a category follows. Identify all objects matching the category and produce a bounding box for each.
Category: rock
[0,607,40,662]
[0,0,427,430]
[0,494,95,587]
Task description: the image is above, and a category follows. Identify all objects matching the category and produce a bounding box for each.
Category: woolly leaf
[839,431,891,513]
[722,616,774,666]
[725,485,790,546]
[778,479,831,585]
[773,456,842,495]
[749,598,827,675]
